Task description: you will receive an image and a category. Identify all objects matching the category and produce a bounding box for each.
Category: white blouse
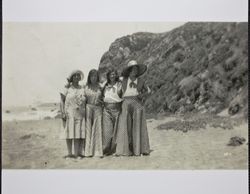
[103,82,123,103]
[123,78,139,97]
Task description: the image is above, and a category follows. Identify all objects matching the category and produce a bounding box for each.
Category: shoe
[63,154,76,159]
[104,152,112,156]
[76,156,83,160]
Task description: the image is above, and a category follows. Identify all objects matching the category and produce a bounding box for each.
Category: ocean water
[2,104,60,121]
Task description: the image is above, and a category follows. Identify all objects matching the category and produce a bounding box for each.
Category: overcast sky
[3,22,185,107]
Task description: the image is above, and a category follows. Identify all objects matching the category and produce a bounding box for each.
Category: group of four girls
[60,60,151,159]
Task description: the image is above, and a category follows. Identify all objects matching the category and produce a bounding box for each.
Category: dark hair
[87,69,100,86]
[65,72,81,88]
[122,65,139,78]
[68,72,81,83]
[106,68,119,84]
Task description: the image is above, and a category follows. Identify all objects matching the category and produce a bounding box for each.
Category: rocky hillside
[99,22,248,117]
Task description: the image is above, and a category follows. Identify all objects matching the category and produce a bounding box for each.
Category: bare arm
[60,93,66,120]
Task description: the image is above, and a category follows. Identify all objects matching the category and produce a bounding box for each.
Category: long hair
[87,69,100,86]
[106,68,120,85]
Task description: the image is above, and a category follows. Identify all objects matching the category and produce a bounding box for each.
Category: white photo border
[2,0,249,194]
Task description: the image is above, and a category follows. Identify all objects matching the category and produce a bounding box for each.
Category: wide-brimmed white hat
[67,70,84,81]
[121,60,147,78]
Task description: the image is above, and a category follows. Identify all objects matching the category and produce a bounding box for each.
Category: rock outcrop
[99,22,248,116]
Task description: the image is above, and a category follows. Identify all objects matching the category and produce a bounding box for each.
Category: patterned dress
[84,85,103,157]
[115,78,150,156]
[60,85,86,139]
[102,82,123,155]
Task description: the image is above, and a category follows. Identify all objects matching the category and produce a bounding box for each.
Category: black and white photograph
[1,0,248,193]
[2,21,248,169]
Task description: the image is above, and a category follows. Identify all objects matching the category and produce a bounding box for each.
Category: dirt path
[2,116,248,169]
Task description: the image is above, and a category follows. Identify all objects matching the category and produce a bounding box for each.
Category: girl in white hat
[60,70,86,159]
[114,60,151,156]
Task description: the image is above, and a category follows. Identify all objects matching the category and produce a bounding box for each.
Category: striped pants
[102,102,121,155]
[84,104,103,157]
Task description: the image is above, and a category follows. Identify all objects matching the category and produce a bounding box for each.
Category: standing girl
[102,68,123,155]
[84,69,103,157]
[60,70,86,159]
[115,60,151,156]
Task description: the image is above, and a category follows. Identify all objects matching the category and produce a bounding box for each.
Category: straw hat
[67,70,84,82]
[121,60,147,78]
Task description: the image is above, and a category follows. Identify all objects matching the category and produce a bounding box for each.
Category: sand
[2,115,248,169]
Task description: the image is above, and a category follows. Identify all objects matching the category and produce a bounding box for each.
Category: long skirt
[115,96,150,156]
[85,104,103,157]
[102,102,121,155]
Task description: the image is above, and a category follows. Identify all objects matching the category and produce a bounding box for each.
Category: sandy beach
[2,114,248,169]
